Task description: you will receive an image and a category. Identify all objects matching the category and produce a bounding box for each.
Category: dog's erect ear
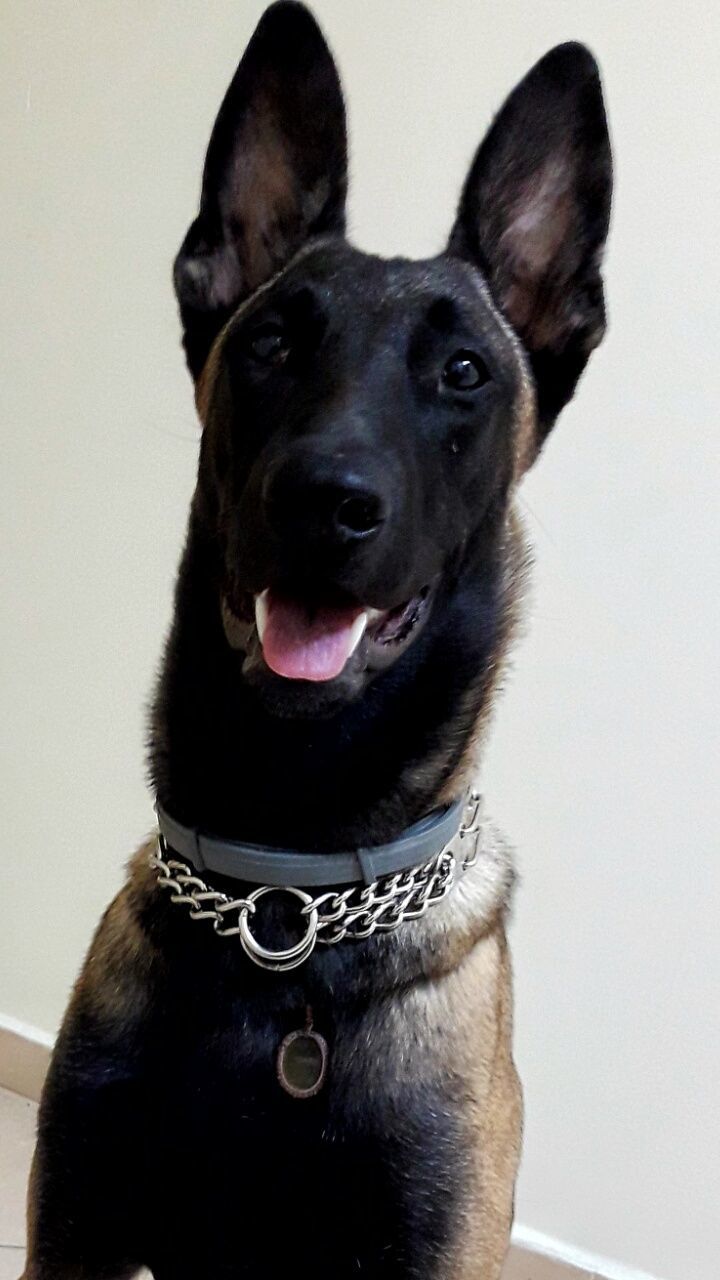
[174,2,347,379]
[448,43,612,446]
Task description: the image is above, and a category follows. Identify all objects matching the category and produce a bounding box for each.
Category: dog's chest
[138,987,469,1278]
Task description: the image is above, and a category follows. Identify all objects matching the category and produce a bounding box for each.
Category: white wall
[1,4,718,1278]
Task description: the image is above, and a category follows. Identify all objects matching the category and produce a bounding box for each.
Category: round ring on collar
[238,886,319,972]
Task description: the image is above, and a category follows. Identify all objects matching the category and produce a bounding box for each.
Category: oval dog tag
[276,1028,328,1099]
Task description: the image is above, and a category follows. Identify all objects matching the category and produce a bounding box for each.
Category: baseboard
[0,1016,664,1280]
[0,1014,54,1102]
[511,1225,666,1280]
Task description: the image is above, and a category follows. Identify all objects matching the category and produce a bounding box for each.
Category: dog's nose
[263,452,389,548]
[333,488,385,539]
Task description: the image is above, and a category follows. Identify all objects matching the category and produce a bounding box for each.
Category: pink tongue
[261,592,365,682]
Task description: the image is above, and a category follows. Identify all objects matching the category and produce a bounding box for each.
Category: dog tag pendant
[277,1008,328,1099]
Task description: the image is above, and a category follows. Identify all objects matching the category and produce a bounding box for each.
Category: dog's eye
[248,324,290,366]
[442,350,490,391]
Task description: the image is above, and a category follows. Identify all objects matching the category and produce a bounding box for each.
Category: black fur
[33,912,468,1279]
[26,6,611,1278]
[151,244,528,847]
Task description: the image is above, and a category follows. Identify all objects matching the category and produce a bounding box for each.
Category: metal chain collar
[150,790,482,973]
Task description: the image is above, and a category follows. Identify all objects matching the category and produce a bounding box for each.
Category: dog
[22,4,611,1277]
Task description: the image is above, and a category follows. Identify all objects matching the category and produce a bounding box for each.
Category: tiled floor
[0,1086,593,1279]
[0,1087,35,1280]
[503,1249,595,1280]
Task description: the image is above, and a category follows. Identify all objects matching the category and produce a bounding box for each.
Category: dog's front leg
[20,868,162,1280]
[20,1041,147,1280]
[20,917,155,1280]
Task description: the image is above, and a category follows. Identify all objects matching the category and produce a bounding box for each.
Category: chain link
[150,791,482,970]
[458,787,483,872]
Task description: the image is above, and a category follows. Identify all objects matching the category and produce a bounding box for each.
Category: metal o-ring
[239,885,319,971]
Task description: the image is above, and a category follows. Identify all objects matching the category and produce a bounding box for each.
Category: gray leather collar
[155,795,466,888]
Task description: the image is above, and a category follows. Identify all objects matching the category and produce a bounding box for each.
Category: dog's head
[174,1,611,720]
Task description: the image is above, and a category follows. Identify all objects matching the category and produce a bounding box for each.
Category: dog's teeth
[366,607,385,624]
[349,611,368,655]
[255,590,269,643]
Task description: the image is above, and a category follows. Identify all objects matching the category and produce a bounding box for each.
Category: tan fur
[435,507,530,810]
[396,926,522,1279]
[333,916,521,1280]
[22,1148,40,1279]
[25,808,520,1280]
[194,338,223,422]
[29,266,532,1273]
[406,767,522,1278]
[402,280,536,814]
[449,928,522,1278]
[194,234,343,426]
[70,841,162,1026]
[461,261,537,479]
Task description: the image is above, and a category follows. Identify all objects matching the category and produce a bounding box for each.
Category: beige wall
[1,3,718,1278]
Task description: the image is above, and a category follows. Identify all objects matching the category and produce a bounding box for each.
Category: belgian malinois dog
[22,4,611,1277]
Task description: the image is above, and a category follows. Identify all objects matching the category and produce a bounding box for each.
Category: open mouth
[223,585,434,684]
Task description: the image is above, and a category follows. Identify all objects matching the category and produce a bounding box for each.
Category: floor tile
[2,1240,592,1280]
[0,1247,24,1280]
[0,1090,36,1249]
[0,1248,151,1279]
[503,1244,593,1278]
